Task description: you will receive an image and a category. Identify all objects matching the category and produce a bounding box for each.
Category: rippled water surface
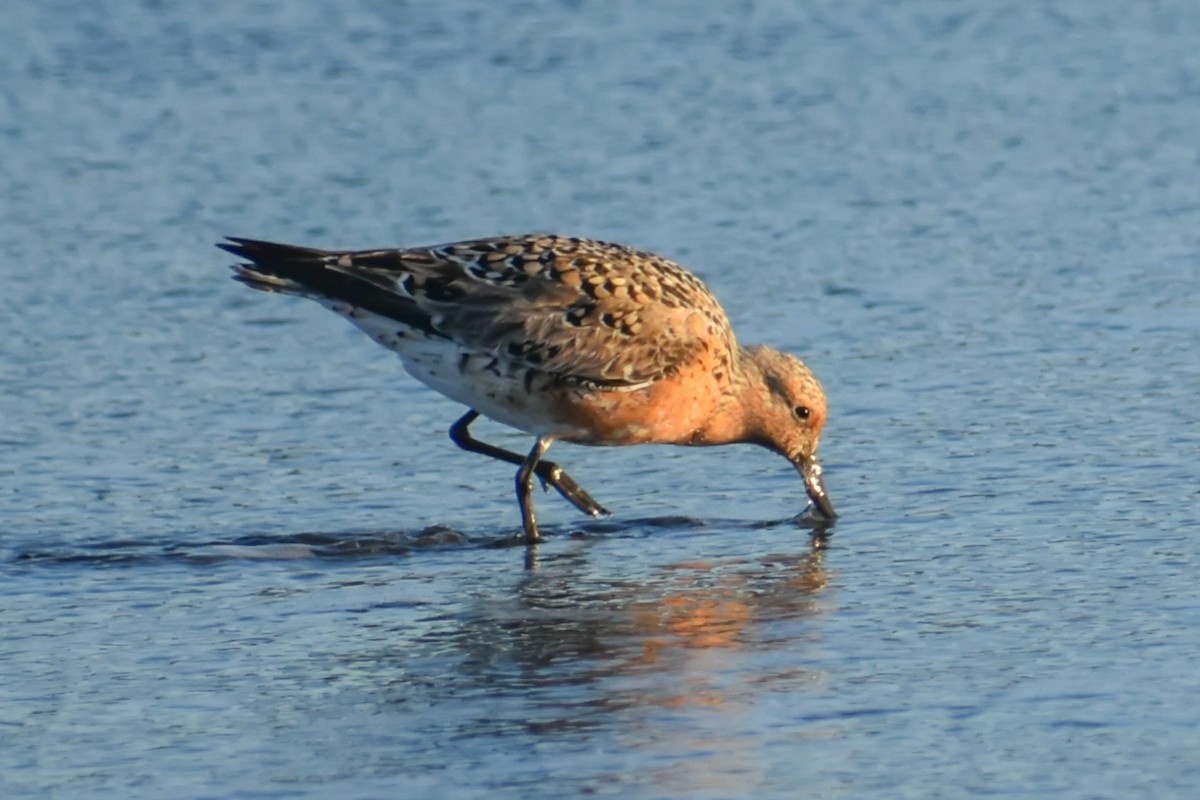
[3,2,1200,798]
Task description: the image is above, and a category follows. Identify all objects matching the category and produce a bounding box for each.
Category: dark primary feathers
[221,234,738,388]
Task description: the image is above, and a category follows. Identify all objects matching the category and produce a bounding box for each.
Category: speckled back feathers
[227,234,739,389]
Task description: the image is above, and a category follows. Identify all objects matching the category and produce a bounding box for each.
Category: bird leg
[516,436,554,543]
[448,410,609,518]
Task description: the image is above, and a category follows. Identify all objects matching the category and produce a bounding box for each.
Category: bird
[219,234,835,543]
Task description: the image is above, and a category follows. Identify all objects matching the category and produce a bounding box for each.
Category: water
[3,1,1199,797]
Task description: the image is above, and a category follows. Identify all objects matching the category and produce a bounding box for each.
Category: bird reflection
[453,527,830,703]
[452,529,831,792]
[340,522,832,794]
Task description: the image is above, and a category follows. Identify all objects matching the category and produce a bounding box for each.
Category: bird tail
[218,236,439,335]
[217,237,334,295]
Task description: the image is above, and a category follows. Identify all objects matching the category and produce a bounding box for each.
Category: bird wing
[221,235,731,389]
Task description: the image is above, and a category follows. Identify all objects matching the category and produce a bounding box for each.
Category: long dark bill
[796,455,836,520]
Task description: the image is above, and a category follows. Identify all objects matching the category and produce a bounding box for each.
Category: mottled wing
[325,235,735,388]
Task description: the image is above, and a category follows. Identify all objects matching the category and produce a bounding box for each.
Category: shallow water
[3,1,1200,798]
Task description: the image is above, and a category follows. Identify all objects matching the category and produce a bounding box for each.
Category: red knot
[220,234,835,542]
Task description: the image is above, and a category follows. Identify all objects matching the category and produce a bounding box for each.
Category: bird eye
[794,405,811,420]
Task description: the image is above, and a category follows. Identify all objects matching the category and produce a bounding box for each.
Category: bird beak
[796,455,836,520]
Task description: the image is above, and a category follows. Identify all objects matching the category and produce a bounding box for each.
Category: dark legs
[448,410,609,540]
[516,436,554,543]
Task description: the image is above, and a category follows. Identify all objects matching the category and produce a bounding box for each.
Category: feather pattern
[220,234,738,389]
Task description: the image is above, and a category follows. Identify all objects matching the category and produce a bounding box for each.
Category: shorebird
[220,234,835,542]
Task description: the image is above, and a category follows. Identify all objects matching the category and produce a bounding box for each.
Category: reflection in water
[598,547,827,794]
[353,531,832,793]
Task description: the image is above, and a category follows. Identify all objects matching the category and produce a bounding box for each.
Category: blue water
[3,2,1200,798]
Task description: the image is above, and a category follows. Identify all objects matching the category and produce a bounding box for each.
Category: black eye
[794,405,811,420]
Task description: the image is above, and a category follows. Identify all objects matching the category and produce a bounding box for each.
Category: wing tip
[229,263,302,293]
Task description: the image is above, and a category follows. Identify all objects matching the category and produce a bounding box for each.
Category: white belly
[328,303,580,437]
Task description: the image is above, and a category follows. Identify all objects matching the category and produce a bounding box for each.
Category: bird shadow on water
[10,512,833,570]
